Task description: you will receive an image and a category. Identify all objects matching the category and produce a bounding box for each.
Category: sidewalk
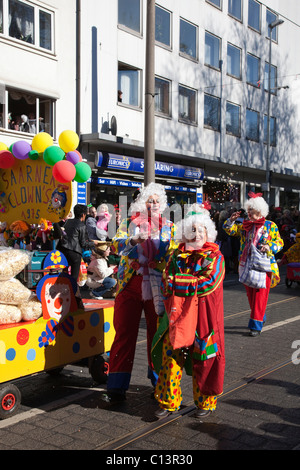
[0,267,299,451]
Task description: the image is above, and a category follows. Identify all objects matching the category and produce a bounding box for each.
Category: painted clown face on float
[42,276,76,321]
[36,251,78,322]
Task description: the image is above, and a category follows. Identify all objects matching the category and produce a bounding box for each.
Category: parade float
[0,131,114,419]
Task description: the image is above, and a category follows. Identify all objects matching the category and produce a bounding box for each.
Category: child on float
[152,205,225,419]
[86,242,117,299]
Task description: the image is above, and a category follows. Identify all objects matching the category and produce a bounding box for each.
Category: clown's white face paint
[44,282,71,321]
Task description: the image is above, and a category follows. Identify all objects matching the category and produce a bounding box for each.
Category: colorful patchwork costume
[223,217,283,332]
[151,242,225,413]
[107,211,177,396]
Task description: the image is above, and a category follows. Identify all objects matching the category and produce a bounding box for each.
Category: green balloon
[74,161,92,183]
[28,150,40,160]
[43,146,65,166]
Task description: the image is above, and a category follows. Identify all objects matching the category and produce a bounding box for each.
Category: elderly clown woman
[106,182,177,402]
[152,205,225,419]
[223,193,283,336]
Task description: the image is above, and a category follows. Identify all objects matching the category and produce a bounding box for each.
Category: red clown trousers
[107,274,158,392]
[245,272,271,331]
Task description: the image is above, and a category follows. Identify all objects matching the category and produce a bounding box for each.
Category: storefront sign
[95,152,204,180]
[93,177,142,188]
[77,182,87,204]
[93,177,197,194]
[0,158,72,226]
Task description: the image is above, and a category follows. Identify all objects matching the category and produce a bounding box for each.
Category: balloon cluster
[0,130,92,184]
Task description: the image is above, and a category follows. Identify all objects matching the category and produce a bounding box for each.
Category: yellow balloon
[0,142,8,151]
[32,132,53,154]
[58,130,79,153]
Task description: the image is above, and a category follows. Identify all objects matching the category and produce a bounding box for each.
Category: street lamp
[265,18,284,204]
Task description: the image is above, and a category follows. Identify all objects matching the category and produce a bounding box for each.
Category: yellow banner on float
[0,158,72,226]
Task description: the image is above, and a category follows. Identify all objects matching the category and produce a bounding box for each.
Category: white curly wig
[129,182,168,215]
[176,204,217,243]
[244,196,269,218]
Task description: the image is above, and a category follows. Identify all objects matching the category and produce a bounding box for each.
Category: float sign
[0,158,72,226]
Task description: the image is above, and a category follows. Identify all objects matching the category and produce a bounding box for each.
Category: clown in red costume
[152,205,225,419]
[223,193,283,336]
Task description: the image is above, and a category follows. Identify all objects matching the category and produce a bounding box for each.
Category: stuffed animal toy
[0,221,8,246]
[96,203,111,240]
[35,218,53,250]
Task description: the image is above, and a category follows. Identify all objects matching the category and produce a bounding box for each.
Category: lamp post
[265,18,284,204]
[144,0,156,185]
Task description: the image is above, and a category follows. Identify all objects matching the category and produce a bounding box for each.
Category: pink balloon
[52,160,76,183]
[0,150,15,169]
[73,150,83,161]
[12,140,32,160]
[66,150,81,165]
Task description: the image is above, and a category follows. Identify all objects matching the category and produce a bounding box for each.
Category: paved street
[0,266,299,453]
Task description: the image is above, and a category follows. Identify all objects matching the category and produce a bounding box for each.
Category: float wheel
[0,384,21,420]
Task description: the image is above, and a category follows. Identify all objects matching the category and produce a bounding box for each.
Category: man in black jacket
[57,204,95,282]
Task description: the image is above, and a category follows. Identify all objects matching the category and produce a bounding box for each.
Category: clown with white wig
[106,182,177,402]
[151,204,226,419]
[224,192,283,336]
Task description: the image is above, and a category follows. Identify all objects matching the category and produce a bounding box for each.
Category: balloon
[52,160,76,183]
[32,132,53,154]
[12,140,31,160]
[73,150,83,161]
[0,150,15,169]
[66,150,81,165]
[74,161,92,183]
[58,130,79,153]
[0,142,8,151]
[28,150,40,160]
[43,146,65,166]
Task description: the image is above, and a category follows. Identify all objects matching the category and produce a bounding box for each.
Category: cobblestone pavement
[0,267,299,452]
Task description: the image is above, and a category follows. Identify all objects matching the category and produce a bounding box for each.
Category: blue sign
[95,152,204,180]
[92,177,197,194]
[77,183,87,204]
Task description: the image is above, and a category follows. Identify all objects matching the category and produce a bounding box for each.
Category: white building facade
[0,0,76,149]
[79,0,300,211]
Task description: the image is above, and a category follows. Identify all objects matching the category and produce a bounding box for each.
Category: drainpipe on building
[144,0,156,185]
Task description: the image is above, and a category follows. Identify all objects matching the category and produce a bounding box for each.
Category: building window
[264,62,277,94]
[118,0,141,34]
[226,102,241,136]
[155,5,171,48]
[247,53,260,87]
[248,0,261,32]
[204,94,220,131]
[39,10,52,50]
[206,0,222,9]
[227,43,241,79]
[246,108,259,141]
[205,32,221,69]
[6,88,55,135]
[179,18,198,60]
[264,115,276,146]
[155,77,171,116]
[5,0,53,51]
[118,63,141,108]
[179,85,197,124]
[228,0,242,21]
[266,9,278,41]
